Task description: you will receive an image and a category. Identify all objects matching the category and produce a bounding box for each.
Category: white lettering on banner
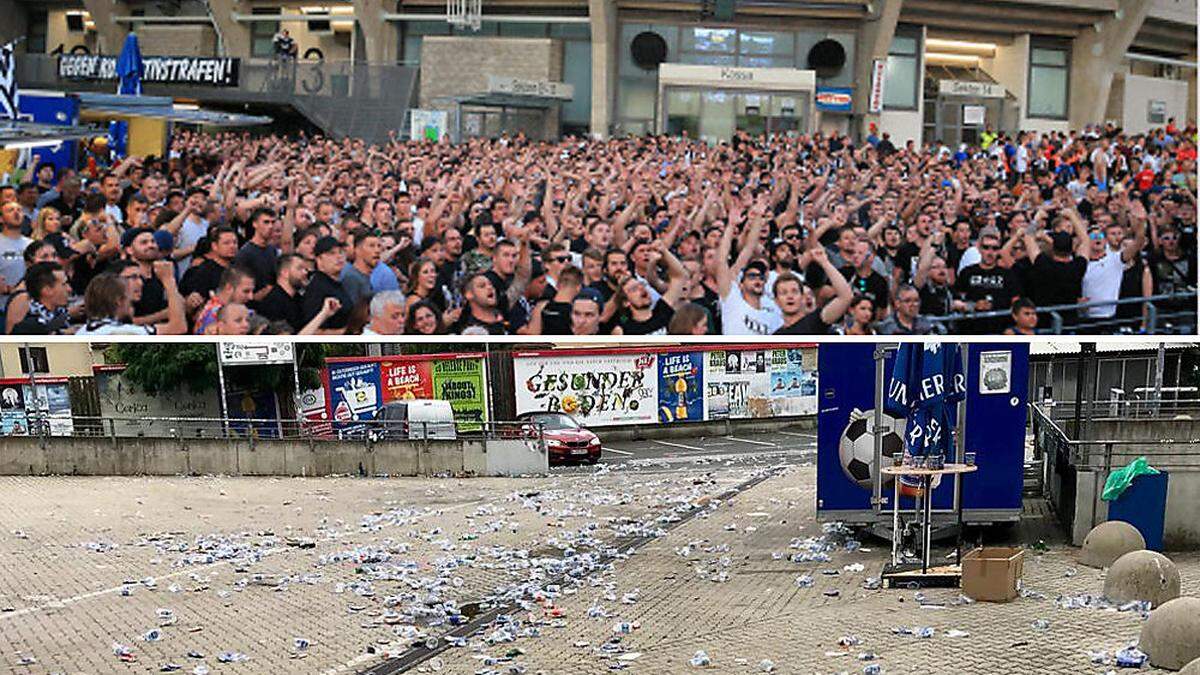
[868,60,886,114]
[58,55,239,87]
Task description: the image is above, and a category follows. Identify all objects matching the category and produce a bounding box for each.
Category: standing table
[880,463,978,586]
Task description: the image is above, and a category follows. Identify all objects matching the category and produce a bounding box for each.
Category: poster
[431,358,487,427]
[21,380,74,436]
[380,360,433,401]
[705,350,772,419]
[300,385,333,438]
[769,349,818,416]
[327,361,382,434]
[658,352,703,423]
[410,109,448,141]
[979,350,1012,395]
[514,353,657,426]
[0,382,28,435]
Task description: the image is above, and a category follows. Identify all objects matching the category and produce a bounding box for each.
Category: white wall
[980,34,1027,134]
[1120,73,1191,134]
[878,110,922,145]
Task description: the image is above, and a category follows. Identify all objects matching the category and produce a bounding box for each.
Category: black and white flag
[0,40,18,119]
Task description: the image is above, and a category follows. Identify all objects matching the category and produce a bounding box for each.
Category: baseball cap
[313,235,344,257]
[120,226,156,249]
[152,230,174,254]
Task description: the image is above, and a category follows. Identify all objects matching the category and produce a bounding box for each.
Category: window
[250,8,279,59]
[26,10,48,54]
[1028,42,1069,119]
[884,30,920,110]
[18,347,49,375]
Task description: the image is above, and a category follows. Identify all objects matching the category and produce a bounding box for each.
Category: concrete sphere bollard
[1080,520,1145,568]
[1181,656,1200,675]
[1140,597,1200,671]
[1104,550,1181,608]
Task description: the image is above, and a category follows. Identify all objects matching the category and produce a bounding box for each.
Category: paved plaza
[0,432,1194,674]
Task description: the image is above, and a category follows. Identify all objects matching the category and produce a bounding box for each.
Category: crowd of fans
[0,120,1194,336]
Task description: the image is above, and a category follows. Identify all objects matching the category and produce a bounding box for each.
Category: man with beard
[180,226,239,309]
[763,238,796,305]
[590,248,628,306]
[613,244,685,335]
[877,284,939,335]
[437,226,465,303]
[76,261,186,336]
[717,214,780,335]
[774,248,853,335]
[839,239,889,321]
[955,228,1020,333]
[255,253,311,332]
[234,207,281,301]
[454,272,509,334]
[193,267,255,335]
[119,227,169,325]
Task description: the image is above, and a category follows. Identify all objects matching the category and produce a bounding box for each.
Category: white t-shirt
[75,319,155,336]
[1015,145,1029,173]
[176,216,209,277]
[1082,249,1123,318]
[720,285,782,335]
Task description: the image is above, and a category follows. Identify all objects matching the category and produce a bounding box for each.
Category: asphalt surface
[552,428,818,473]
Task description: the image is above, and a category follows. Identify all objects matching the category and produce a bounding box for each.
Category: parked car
[377,399,457,440]
[516,411,601,464]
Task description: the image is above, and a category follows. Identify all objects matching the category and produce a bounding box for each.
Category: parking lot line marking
[725,436,778,447]
[604,447,634,456]
[651,439,705,451]
[778,431,817,438]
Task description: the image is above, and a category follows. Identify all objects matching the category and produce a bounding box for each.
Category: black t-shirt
[840,266,890,314]
[955,264,1018,334]
[234,241,278,292]
[539,299,572,335]
[894,242,920,282]
[70,253,105,296]
[619,299,674,335]
[255,284,304,332]
[919,282,954,317]
[775,307,832,335]
[1029,254,1087,326]
[133,272,167,318]
[1116,255,1146,321]
[455,310,510,335]
[47,196,82,224]
[1148,247,1195,312]
[179,258,226,300]
[695,283,722,334]
[301,270,352,330]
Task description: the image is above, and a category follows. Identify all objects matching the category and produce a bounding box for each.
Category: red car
[517,411,602,465]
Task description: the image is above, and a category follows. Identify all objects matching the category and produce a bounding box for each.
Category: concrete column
[81,0,129,55]
[353,0,399,64]
[852,0,902,137]
[206,0,253,57]
[980,34,1030,132]
[588,0,617,139]
[1188,51,1197,124]
[0,0,28,47]
[1068,0,1151,129]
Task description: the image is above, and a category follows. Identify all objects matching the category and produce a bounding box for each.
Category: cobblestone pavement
[0,463,1194,674]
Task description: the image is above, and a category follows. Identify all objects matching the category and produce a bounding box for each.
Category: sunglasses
[980,244,1001,251]
[553,256,571,263]
[784,233,801,240]
[743,272,764,280]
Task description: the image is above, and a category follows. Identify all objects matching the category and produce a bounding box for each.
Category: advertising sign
[431,358,487,427]
[769,348,817,416]
[219,341,295,365]
[657,351,703,423]
[58,55,240,87]
[0,381,28,435]
[21,380,74,436]
[325,355,489,434]
[815,87,853,113]
[299,385,333,438]
[705,349,772,419]
[94,365,220,436]
[868,59,886,114]
[409,109,449,142]
[514,353,656,426]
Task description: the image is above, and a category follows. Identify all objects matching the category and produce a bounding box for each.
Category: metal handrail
[1029,402,1200,471]
[926,291,1197,334]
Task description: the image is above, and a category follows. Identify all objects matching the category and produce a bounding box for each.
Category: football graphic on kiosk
[838,408,907,489]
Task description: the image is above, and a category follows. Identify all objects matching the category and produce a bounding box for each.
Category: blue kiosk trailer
[817,342,1029,533]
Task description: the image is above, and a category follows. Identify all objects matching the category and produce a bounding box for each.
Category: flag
[0,40,18,119]
[116,33,144,96]
[885,343,966,495]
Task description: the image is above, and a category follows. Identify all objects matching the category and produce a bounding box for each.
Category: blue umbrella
[115,33,143,96]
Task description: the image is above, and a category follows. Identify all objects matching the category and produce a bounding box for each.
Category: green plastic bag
[1102,456,1161,501]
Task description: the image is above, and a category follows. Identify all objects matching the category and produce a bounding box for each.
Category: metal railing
[14,414,545,446]
[1030,402,1200,473]
[1035,397,1200,421]
[926,291,1197,335]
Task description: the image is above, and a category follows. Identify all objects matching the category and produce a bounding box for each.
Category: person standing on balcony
[273,29,297,61]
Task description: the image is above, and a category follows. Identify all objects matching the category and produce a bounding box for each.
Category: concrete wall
[1066,417,1200,550]
[1118,73,1191,134]
[138,25,217,57]
[0,435,547,477]
[46,9,94,55]
[420,36,564,139]
[980,34,1029,133]
[277,20,353,61]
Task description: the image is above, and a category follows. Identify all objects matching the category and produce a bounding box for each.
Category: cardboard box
[962,547,1024,602]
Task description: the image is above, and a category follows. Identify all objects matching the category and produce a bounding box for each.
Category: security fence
[926,291,1196,335]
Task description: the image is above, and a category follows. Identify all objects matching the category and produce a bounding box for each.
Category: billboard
[0,378,74,436]
[657,351,703,423]
[17,92,79,173]
[94,365,221,436]
[325,355,488,434]
[0,381,28,435]
[514,346,816,427]
[514,353,657,426]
